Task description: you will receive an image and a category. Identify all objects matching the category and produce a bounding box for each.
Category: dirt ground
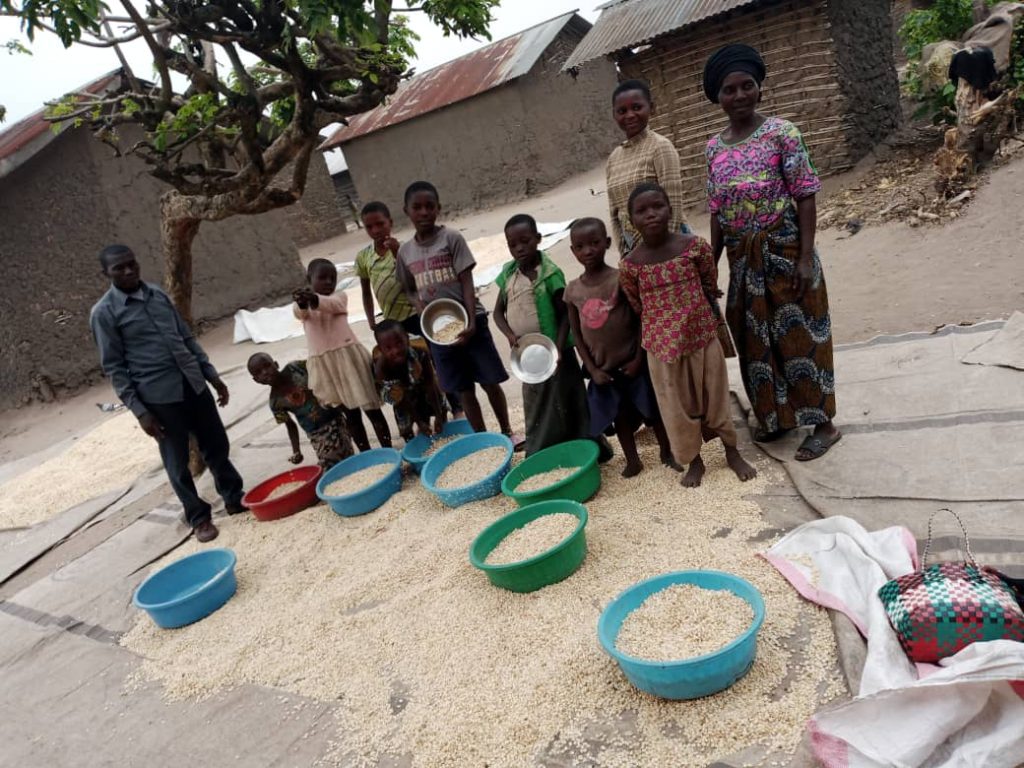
[2,151,1022,471]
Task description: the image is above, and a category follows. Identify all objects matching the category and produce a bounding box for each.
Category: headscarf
[703,44,766,103]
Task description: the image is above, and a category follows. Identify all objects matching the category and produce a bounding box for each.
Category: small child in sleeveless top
[564,217,676,478]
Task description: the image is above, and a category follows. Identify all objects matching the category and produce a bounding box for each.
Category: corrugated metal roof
[0,70,122,178]
[564,0,764,69]
[320,11,582,149]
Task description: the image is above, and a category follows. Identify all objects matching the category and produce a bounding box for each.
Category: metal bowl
[421,298,469,346]
[511,333,559,384]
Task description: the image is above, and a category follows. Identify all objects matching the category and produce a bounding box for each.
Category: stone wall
[340,21,621,217]
[0,126,304,405]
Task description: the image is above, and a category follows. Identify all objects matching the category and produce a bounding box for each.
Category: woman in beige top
[605,79,689,257]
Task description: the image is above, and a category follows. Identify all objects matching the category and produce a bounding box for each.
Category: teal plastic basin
[597,570,765,700]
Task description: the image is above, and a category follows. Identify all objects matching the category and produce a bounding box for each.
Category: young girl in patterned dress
[620,182,757,488]
[294,259,392,451]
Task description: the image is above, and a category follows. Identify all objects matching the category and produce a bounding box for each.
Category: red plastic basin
[243,465,323,522]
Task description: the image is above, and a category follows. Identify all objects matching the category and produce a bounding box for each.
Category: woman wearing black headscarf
[703,44,841,461]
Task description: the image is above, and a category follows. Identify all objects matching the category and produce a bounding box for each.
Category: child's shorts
[428,314,509,393]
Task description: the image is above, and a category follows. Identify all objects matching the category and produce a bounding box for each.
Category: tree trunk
[160,194,206,477]
[161,201,201,327]
[972,0,989,24]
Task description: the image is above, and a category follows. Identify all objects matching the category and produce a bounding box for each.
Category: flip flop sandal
[754,427,793,443]
[795,432,842,462]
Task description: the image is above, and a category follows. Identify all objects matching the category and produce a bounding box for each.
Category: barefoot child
[294,259,392,451]
[396,181,515,439]
[620,183,757,487]
[357,201,463,418]
[247,353,355,468]
[565,217,677,477]
[372,320,447,441]
[493,214,593,456]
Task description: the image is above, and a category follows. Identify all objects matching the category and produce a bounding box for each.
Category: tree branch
[119,0,172,107]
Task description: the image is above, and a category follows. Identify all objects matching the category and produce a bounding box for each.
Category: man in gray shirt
[90,244,246,542]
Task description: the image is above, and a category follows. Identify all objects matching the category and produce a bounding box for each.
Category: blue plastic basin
[401,419,476,474]
[597,570,765,700]
[133,548,238,629]
[316,447,402,517]
[421,432,513,508]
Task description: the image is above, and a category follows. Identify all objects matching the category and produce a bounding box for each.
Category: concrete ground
[1,152,1022,767]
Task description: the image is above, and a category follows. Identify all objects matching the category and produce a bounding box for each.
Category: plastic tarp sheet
[734,320,1024,578]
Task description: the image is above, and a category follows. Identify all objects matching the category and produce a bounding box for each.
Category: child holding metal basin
[493,213,603,459]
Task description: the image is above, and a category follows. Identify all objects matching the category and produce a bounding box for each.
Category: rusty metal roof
[320,11,583,149]
[0,70,122,178]
[564,0,766,69]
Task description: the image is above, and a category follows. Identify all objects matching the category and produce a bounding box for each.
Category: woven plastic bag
[877,509,1024,663]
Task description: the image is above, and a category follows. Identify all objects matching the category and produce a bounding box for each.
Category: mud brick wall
[282,150,350,247]
[0,126,303,405]
[619,0,901,208]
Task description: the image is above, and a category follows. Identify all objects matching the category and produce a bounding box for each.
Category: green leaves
[14,0,494,204]
[4,38,32,55]
[414,0,497,40]
[3,0,104,45]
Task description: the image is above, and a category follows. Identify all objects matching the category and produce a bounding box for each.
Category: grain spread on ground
[433,319,465,344]
[615,584,755,661]
[434,446,507,490]
[122,438,844,768]
[423,435,457,458]
[262,481,307,502]
[515,467,577,493]
[323,464,392,496]
[0,413,159,529]
[485,513,579,565]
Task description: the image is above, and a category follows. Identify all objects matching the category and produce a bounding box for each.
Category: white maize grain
[485,513,579,565]
[615,584,754,661]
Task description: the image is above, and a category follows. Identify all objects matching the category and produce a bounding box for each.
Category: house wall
[331,170,362,228]
[282,150,350,246]
[341,22,620,216]
[827,0,903,159]
[620,0,899,208]
[0,126,304,405]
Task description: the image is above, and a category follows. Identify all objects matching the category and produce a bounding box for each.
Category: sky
[0,0,604,127]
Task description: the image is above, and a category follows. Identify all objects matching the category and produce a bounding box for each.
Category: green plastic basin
[501,439,601,507]
[469,500,588,593]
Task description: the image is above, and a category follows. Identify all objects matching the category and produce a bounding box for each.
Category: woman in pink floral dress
[703,44,841,462]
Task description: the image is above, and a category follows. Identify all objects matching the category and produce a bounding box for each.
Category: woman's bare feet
[725,446,758,481]
[622,459,644,478]
[680,456,706,487]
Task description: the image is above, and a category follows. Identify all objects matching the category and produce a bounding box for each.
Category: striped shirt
[355,244,416,322]
[606,128,689,256]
